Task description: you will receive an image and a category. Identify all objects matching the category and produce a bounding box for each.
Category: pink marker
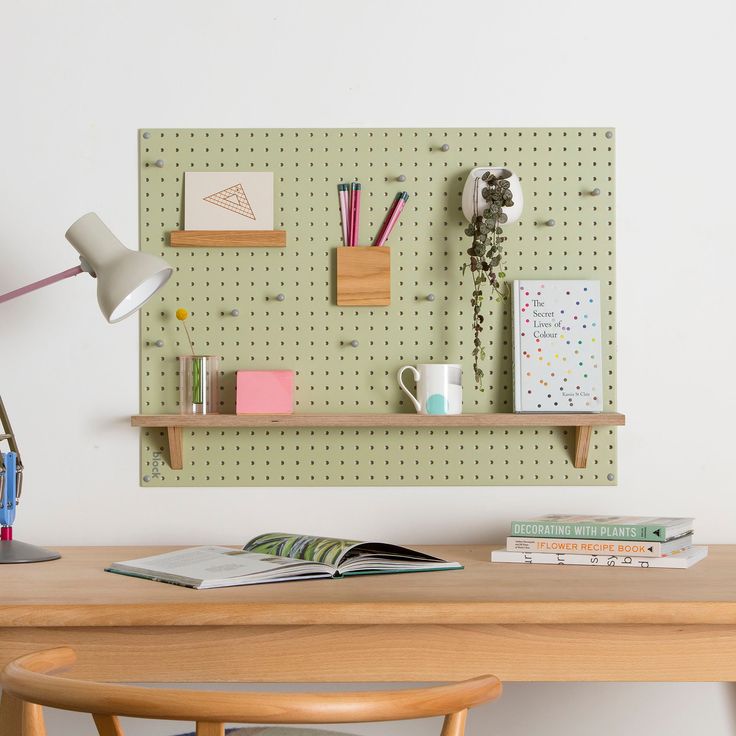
[375,192,408,246]
[373,192,401,246]
[350,182,361,245]
[338,184,349,246]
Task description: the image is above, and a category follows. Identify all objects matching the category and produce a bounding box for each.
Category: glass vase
[179,355,219,415]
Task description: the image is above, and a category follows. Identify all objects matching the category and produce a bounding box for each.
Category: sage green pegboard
[138,128,617,487]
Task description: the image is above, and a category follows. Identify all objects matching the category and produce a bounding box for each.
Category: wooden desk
[1,545,736,688]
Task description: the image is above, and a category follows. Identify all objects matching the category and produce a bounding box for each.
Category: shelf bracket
[167,427,184,470]
[573,425,593,469]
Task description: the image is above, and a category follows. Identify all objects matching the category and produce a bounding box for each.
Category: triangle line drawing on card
[203,183,256,220]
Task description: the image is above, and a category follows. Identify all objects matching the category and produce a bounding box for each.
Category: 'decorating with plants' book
[105,532,462,589]
[493,514,707,569]
[512,279,603,412]
[510,514,695,541]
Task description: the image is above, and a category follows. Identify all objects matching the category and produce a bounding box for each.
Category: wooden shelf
[131,412,625,472]
[169,230,286,247]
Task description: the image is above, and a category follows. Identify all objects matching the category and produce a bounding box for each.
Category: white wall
[1,0,735,734]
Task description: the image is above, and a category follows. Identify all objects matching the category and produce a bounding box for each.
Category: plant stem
[182,322,195,355]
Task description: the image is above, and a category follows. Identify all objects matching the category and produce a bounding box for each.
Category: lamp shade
[65,213,172,323]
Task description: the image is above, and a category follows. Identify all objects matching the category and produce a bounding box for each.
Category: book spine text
[510,520,665,541]
[506,537,664,556]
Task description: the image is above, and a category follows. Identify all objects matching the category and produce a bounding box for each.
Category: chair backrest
[1,648,501,736]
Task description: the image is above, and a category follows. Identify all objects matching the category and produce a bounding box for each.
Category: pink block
[236,370,294,414]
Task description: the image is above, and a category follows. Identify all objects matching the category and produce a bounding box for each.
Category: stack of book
[491,515,708,568]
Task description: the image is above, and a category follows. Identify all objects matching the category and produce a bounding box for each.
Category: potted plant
[460,167,523,388]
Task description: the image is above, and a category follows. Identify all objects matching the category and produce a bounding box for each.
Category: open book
[105,532,462,589]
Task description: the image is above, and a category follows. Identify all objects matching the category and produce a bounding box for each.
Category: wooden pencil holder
[336,246,391,306]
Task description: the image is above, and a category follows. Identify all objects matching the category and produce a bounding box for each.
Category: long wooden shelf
[131,412,625,471]
[169,230,286,247]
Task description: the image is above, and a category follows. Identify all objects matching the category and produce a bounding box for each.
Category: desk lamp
[0,213,172,563]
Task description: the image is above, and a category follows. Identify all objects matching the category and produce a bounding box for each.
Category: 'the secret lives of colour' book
[513,280,603,412]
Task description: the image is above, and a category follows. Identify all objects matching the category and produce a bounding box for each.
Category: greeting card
[184,172,274,230]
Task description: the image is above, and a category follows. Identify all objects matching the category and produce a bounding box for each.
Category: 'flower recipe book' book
[513,280,603,412]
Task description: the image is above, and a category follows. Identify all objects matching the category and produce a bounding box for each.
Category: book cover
[510,514,695,542]
[506,535,693,557]
[513,280,603,412]
[491,546,708,569]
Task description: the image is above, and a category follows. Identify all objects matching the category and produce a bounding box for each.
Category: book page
[110,546,332,583]
[243,533,363,567]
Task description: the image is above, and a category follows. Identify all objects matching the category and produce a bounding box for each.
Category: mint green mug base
[426,393,447,415]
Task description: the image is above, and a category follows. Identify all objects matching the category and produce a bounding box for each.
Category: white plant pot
[461,167,523,225]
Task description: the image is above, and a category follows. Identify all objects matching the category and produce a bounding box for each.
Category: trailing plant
[461,169,514,388]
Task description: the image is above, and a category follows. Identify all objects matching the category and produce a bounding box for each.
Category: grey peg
[275,293,285,302]
[142,475,151,482]
[154,339,164,347]
[350,339,359,348]
[426,293,436,302]
[590,187,601,196]
[142,131,151,139]
[607,473,615,481]
[605,130,614,139]
[154,159,164,168]
[440,143,450,152]
[397,174,406,182]
[545,219,556,227]
[230,308,240,317]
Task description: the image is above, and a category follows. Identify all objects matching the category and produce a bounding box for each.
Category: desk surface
[0,544,733,626]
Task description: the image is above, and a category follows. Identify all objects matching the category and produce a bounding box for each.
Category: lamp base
[0,540,61,564]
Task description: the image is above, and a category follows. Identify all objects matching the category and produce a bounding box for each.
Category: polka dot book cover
[512,280,603,412]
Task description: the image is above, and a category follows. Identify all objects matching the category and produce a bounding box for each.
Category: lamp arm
[0,265,85,305]
[0,395,23,502]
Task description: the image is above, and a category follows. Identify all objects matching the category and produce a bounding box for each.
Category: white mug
[398,363,462,415]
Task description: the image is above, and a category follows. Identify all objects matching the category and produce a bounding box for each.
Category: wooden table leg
[0,693,45,736]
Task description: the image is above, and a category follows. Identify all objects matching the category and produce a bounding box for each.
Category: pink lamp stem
[0,265,84,305]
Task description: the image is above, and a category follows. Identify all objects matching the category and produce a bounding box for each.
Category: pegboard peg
[605,130,614,139]
[590,187,601,196]
[440,144,450,152]
[349,339,359,348]
[545,219,556,227]
[426,293,436,302]
[397,174,406,182]
[154,159,165,168]
[275,293,286,302]
[230,309,240,317]
[142,475,151,483]
[153,339,164,347]
[142,132,151,139]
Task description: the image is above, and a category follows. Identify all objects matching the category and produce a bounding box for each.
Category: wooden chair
[1,648,501,736]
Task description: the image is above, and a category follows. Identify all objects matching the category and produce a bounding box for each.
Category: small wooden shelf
[131,412,625,472]
[169,230,286,247]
